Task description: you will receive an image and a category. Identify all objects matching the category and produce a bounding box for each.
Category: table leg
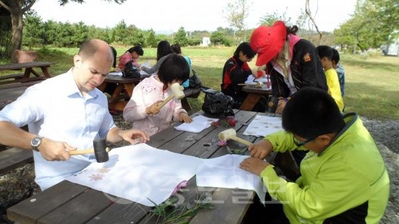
[108,83,135,111]
[239,94,261,111]
[40,67,52,78]
[23,68,31,79]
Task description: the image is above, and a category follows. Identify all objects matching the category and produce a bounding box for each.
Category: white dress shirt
[0,69,115,190]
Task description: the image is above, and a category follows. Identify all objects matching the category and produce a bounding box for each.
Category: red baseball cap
[250,21,287,66]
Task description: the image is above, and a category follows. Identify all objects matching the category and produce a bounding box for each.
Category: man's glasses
[293,135,316,147]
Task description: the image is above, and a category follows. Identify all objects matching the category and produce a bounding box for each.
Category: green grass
[340,54,399,120]
[1,47,398,120]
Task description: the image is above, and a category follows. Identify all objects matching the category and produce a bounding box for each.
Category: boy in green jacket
[240,87,390,223]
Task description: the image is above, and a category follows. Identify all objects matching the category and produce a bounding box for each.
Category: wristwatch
[31,136,43,151]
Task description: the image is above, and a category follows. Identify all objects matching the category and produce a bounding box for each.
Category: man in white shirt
[0,39,149,190]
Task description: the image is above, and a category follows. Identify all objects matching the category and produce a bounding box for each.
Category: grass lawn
[1,47,398,120]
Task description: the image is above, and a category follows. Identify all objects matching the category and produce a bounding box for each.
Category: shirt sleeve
[118,53,131,70]
[123,82,148,122]
[143,54,169,75]
[227,61,249,83]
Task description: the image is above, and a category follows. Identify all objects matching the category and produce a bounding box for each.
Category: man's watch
[31,136,43,151]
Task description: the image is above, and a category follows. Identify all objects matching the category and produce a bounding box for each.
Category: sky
[31,0,357,34]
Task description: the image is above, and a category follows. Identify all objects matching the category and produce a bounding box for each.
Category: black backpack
[122,60,141,79]
[201,88,234,117]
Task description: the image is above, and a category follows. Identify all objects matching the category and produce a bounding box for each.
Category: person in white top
[0,39,149,190]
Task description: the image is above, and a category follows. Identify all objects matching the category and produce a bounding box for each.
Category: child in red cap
[250,20,328,114]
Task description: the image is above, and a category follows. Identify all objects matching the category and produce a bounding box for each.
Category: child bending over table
[123,54,192,136]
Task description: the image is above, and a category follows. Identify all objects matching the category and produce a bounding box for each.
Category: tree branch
[305,0,322,43]
[22,0,37,13]
[0,0,11,11]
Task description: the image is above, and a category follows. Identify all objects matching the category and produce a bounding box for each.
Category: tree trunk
[9,0,24,63]
[0,0,35,63]
[11,10,23,63]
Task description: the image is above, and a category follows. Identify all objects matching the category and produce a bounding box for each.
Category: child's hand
[179,113,192,123]
[248,139,273,159]
[240,157,270,175]
[146,100,163,115]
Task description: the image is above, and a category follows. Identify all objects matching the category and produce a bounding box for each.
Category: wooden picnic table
[0,62,52,86]
[239,85,273,111]
[6,110,299,224]
[97,74,142,111]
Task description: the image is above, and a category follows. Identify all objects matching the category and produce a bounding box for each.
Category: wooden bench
[0,147,34,175]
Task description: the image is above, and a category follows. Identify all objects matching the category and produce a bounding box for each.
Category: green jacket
[261,113,390,223]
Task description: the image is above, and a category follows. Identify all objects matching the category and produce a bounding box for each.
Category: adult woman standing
[250,20,328,114]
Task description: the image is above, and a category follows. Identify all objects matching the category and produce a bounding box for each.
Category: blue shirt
[336,63,345,96]
[0,69,115,190]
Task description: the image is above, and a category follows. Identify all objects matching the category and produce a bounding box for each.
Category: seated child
[123,54,192,136]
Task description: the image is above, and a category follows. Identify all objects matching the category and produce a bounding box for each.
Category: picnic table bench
[0,61,52,88]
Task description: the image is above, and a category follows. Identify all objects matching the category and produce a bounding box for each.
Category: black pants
[242,193,290,224]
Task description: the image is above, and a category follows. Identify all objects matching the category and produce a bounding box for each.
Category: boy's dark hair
[234,42,256,59]
[158,54,190,90]
[331,48,340,64]
[157,40,173,61]
[127,45,144,56]
[282,87,345,139]
[171,44,182,54]
[316,45,333,60]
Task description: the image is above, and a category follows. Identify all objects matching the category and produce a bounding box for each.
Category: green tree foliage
[334,0,399,52]
[146,29,157,48]
[0,0,125,61]
[224,0,250,43]
[210,30,232,46]
[259,10,292,26]
[22,13,45,48]
[173,27,188,46]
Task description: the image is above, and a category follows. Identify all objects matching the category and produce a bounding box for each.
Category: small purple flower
[217,140,227,146]
[172,180,188,194]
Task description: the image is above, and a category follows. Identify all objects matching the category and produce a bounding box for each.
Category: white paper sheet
[196,154,267,202]
[243,115,283,137]
[174,115,219,133]
[66,144,203,206]
[245,75,255,84]
[254,77,269,83]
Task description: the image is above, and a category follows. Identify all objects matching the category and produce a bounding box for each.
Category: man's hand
[119,129,149,145]
[240,157,270,175]
[38,139,75,161]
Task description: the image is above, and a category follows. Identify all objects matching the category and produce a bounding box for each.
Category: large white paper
[244,115,283,137]
[196,154,267,202]
[66,144,203,206]
[174,115,219,133]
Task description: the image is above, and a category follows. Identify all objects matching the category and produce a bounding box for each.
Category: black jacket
[267,39,328,97]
